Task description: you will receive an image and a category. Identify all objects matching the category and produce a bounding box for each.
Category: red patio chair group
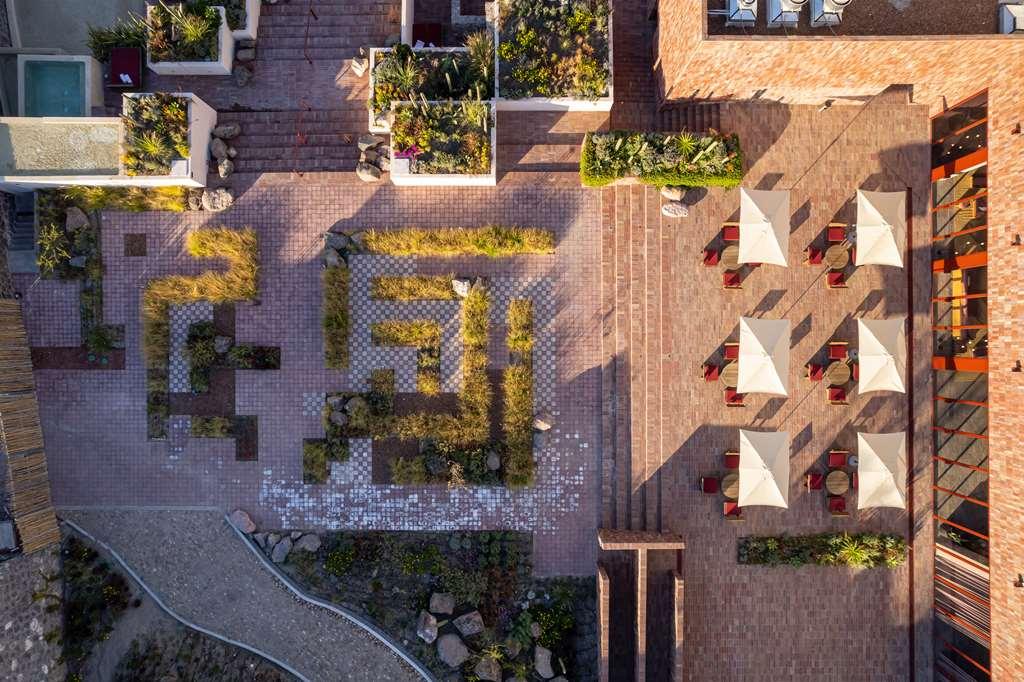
[829,495,849,517]
[703,248,720,266]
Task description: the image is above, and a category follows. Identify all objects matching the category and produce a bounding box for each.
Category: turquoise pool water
[24,60,86,117]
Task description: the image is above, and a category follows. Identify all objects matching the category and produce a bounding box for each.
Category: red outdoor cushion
[724,501,742,517]
[853,363,859,381]
[807,246,823,264]
[724,344,739,360]
[828,386,847,403]
[807,473,824,490]
[828,344,848,360]
[108,47,142,88]
[829,496,847,513]
[725,388,744,405]
[827,451,847,468]
[703,248,720,266]
[852,473,858,489]
[704,364,720,382]
[723,271,741,287]
[723,452,740,469]
[807,363,824,381]
[722,225,740,241]
[827,226,847,242]
[701,477,720,494]
[827,271,846,287]
[412,22,443,45]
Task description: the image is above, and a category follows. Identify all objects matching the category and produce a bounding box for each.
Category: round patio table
[722,472,740,500]
[826,470,850,496]
[825,244,850,270]
[825,361,851,386]
[721,361,739,388]
[722,245,740,270]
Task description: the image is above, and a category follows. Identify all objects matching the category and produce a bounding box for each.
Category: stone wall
[0,548,65,682]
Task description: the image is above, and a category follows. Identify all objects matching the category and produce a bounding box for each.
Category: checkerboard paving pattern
[169,302,213,393]
[302,392,326,417]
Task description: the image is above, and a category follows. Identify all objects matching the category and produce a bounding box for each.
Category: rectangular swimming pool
[18,55,102,117]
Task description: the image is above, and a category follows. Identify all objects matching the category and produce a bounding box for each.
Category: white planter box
[119,92,217,187]
[367,47,472,134]
[231,0,262,41]
[493,2,614,111]
[147,6,235,76]
[389,101,497,187]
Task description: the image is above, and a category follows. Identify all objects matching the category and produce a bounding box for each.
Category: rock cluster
[357,134,389,181]
[231,514,321,567]
[321,230,367,269]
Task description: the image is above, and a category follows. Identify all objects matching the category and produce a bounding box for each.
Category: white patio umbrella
[857,317,907,394]
[737,316,790,396]
[738,429,790,508]
[739,188,790,267]
[855,190,906,267]
[857,432,907,510]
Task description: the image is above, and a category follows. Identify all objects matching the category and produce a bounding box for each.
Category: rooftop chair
[726,0,757,26]
[852,362,859,381]
[700,476,720,494]
[806,472,824,491]
[811,0,850,27]
[723,451,740,469]
[703,247,721,266]
[108,47,143,89]
[827,450,849,468]
[1002,3,1024,33]
[768,0,807,28]
[826,271,847,288]
[827,342,848,360]
[723,271,742,288]
[703,363,721,382]
[827,386,848,405]
[806,363,825,382]
[724,501,744,520]
[722,224,740,241]
[805,246,824,265]
[725,388,745,406]
[828,495,849,517]
[826,223,848,243]
[723,342,740,360]
[852,472,858,489]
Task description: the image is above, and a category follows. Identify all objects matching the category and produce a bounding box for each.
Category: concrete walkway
[61,509,422,682]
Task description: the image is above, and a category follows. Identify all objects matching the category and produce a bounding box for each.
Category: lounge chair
[723,343,740,360]
[826,271,847,288]
[722,224,740,241]
[828,495,849,517]
[723,271,742,288]
[725,388,745,406]
[827,386,848,405]
[806,472,824,491]
[827,342,848,360]
[827,224,847,242]
[724,501,743,520]
[703,248,720,266]
[703,363,721,382]
[852,472,858,489]
[723,451,740,469]
[827,450,848,468]
[805,246,824,265]
[806,363,824,381]
[700,476,720,494]
[852,362,859,381]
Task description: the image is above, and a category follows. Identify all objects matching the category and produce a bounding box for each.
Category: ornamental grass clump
[370,274,457,300]
[580,130,744,188]
[122,94,191,176]
[363,226,555,257]
[371,320,442,396]
[61,186,188,212]
[323,266,350,368]
[87,13,149,62]
[391,99,493,175]
[147,1,221,63]
[738,533,908,568]
[503,299,535,486]
[498,0,610,100]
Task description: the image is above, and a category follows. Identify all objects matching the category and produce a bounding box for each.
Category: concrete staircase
[657,102,722,133]
[255,0,395,61]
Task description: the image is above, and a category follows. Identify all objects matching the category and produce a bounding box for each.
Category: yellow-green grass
[363,226,555,257]
[60,185,188,212]
[323,265,350,369]
[371,320,442,395]
[506,299,533,355]
[503,298,534,486]
[370,274,457,300]
[191,416,232,438]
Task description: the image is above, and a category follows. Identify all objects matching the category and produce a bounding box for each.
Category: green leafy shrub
[61,186,188,212]
[121,94,191,176]
[391,455,429,484]
[503,299,534,487]
[323,265,350,369]
[439,564,488,607]
[227,345,281,370]
[303,440,330,484]
[531,603,574,649]
[370,274,457,300]
[147,1,221,63]
[399,544,444,575]
[325,545,356,576]
[498,0,610,99]
[737,533,907,568]
[87,13,148,62]
[372,320,442,395]
[579,130,744,188]
[36,222,73,277]
[186,321,216,393]
[392,100,493,175]
[191,416,232,438]
[363,226,555,257]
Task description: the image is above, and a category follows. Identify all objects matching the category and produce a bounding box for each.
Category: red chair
[723,271,742,288]
[827,225,847,242]
[700,476,720,494]
[723,451,740,469]
[827,342,848,360]
[703,248,720,266]
[723,343,739,361]
[827,386,848,404]
[722,225,740,241]
[724,501,743,520]
[806,473,824,491]
[827,450,848,468]
[828,496,849,517]
[852,363,859,381]
[826,271,847,288]
[703,363,720,382]
[850,247,857,263]
[852,473,858,489]
[806,246,824,265]
[725,388,745,406]
[806,363,824,381]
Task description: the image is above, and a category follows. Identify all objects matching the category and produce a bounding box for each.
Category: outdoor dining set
[698,186,909,518]
[703,188,907,290]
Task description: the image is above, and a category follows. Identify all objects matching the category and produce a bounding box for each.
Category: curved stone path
[61,509,423,682]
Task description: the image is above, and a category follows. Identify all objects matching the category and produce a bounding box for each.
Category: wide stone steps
[657,102,722,134]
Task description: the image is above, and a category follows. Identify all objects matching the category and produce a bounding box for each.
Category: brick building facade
[652,2,1023,678]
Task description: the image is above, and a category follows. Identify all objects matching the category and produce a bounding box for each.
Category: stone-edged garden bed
[254,529,597,681]
[121,92,218,187]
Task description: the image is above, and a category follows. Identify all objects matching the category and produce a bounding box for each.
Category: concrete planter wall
[493,3,613,112]
[231,0,262,41]
[367,47,472,134]
[120,93,217,187]
[389,101,497,187]
[147,6,234,76]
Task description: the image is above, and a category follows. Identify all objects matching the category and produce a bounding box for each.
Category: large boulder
[236,48,256,61]
[210,137,229,160]
[329,410,348,427]
[214,336,233,355]
[356,162,382,182]
[416,610,437,643]
[451,278,472,298]
[436,634,469,668]
[453,610,484,637]
[293,534,321,552]
[533,411,554,432]
[201,188,234,212]
[358,134,384,151]
[217,158,234,179]
[351,57,369,77]
[534,646,554,679]
[322,247,342,268]
[186,189,203,211]
[270,536,292,563]
[344,395,369,415]
[474,656,501,682]
[486,450,501,471]
[325,232,350,251]
[65,206,90,232]
[212,122,241,140]
[233,64,252,87]
[661,201,689,219]
[429,592,455,615]
[660,186,685,202]
[228,509,256,534]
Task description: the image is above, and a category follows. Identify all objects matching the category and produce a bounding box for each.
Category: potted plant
[389,98,496,186]
[120,92,218,186]
[146,2,235,76]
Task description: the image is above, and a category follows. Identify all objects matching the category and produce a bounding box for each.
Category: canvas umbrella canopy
[857,432,907,509]
[737,316,790,396]
[738,429,790,508]
[855,190,906,267]
[738,188,790,267]
[857,317,907,394]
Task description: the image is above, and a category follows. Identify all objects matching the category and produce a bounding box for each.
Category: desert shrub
[61,186,187,212]
[579,130,744,188]
[391,455,429,484]
[303,440,330,484]
[227,345,280,370]
[323,266,350,369]
[191,416,232,438]
[363,226,555,257]
[439,564,488,607]
[399,544,444,575]
[121,94,191,176]
[147,1,221,62]
[370,274,457,300]
[36,222,73,277]
[531,602,574,649]
[87,13,148,62]
[737,533,907,568]
[391,100,493,175]
[325,545,356,576]
[186,321,216,393]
